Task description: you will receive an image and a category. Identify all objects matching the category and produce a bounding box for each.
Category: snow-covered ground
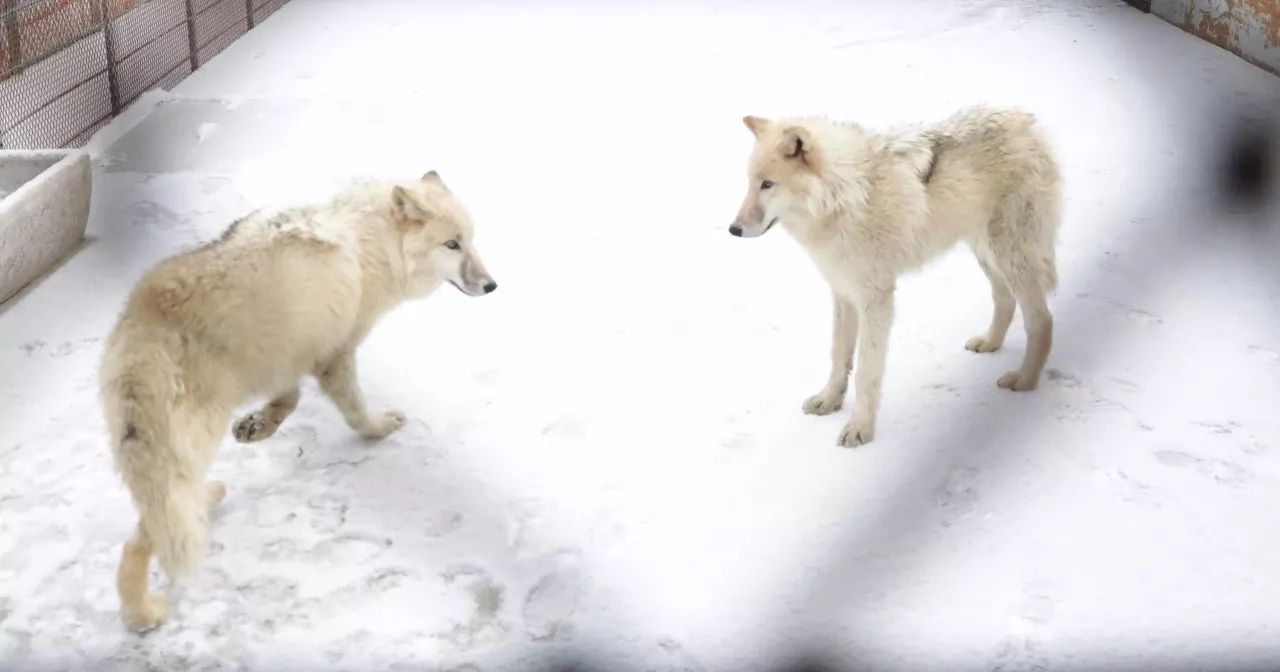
[3,0,1280,669]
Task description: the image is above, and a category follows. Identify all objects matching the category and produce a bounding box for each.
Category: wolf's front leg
[839,288,895,447]
[315,351,406,439]
[803,293,858,416]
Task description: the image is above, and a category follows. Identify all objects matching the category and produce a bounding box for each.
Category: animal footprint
[259,538,300,561]
[1097,249,1128,275]
[992,592,1054,672]
[655,637,703,670]
[469,578,505,622]
[541,414,587,441]
[934,466,979,527]
[48,338,98,358]
[129,200,181,229]
[307,494,349,533]
[442,563,489,584]
[1017,593,1054,627]
[236,576,299,603]
[325,630,373,664]
[1191,420,1241,436]
[436,567,508,648]
[423,510,463,538]
[506,500,545,556]
[1045,369,1082,388]
[923,382,960,397]
[720,431,755,453]
[1247,345,1280,363]
[1056,397,1151,431]
[1191,420,1267,454]
[1076,293,1163,326]
[523,560,583,641]
[400,417,433,440]
[311,533,391,564]
[253,489,301,527]
[1107,470,1164,509]
[365,566,413,592]
[1153,450,1252,487]
[385,418,441,462]
[1108,378,1139,392]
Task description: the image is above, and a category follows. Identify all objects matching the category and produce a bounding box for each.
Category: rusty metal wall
[0,0,290,149]
[1150,0,1280,75]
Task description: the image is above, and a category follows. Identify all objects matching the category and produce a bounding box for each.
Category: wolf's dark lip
[764,217,779,232]
[450,279,486,296]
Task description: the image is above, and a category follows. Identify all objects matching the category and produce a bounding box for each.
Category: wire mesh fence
[0,0,289,149]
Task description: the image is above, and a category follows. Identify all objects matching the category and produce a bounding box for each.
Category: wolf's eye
[444,240,460,250]
[760,180,774,190]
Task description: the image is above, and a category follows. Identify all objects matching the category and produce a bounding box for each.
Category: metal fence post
[99,0,121,114]
[2,0,21,77]
[184,0,199,70]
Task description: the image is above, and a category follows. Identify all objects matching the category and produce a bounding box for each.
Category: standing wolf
[100,171,497,631]
[731,107,1062,447]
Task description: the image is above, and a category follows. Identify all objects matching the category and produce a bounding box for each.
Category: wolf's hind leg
[117,524,167,632]
[998,277,1052,391]
[965,256,1016,354]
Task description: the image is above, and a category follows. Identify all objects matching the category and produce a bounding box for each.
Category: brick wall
[1,1,143,76]
[1149,0,1280,75]
[0,0,288,148]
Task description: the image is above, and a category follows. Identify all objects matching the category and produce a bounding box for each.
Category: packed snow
[2,0,1280,670]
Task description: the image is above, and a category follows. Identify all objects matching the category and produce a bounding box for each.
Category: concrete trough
[0,150,92,305]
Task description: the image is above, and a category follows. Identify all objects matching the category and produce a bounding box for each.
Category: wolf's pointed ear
[780,126,813,164]
[743,115,769,137]
[392,185,430,225]
[421,170,449,190]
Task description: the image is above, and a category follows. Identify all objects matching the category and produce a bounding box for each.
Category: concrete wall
[1150,0,1280,75]
[0,150,91,304]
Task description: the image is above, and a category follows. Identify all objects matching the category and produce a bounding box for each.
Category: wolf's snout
[483,281,498,294]
[729,225,744,237]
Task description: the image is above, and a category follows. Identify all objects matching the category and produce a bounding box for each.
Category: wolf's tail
[102,332,207,579]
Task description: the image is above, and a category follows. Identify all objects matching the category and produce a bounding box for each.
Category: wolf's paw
[965,335,1003,353]
[997,370,1038,391]
[362,410,407,439]
[233,411,277,443]
[838,418,875,448]
[803,392,843,416]
[123,593,168,633]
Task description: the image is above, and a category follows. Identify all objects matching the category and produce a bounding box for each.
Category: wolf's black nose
[483,282,498,294]
[729,225,743,237]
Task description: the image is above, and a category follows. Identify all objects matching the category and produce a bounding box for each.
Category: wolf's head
[390,171,497,298]
[730,116,828,238]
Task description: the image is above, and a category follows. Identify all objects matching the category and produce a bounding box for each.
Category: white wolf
[731,106,1062,447]
[99,171,496,631]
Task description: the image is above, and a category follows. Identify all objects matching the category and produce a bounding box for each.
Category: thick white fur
[100,172,495,631]
[733,106,1062,447]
